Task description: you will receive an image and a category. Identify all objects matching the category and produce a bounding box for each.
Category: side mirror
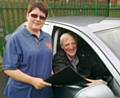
[74,84,115,98]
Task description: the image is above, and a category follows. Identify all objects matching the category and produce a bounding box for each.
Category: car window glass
[94,27,120,60]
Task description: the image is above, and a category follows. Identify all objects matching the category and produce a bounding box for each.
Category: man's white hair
[60,33,77,47]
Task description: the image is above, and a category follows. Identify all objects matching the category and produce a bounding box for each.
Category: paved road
[0,71,8,98]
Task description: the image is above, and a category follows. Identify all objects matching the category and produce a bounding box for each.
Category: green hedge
[0,37,4,56]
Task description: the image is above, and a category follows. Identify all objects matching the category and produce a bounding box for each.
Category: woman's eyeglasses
[30,14,46,20]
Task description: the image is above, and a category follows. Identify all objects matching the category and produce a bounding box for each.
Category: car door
[51,23,120,98]
[41,22,54,36]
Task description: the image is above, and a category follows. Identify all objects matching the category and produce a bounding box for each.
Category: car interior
[52,26,120,98]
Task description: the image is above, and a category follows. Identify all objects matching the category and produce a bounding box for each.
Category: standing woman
[3,1,53,98]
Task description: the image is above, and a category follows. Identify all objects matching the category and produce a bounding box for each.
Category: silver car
[42,16,120,98]
[6,16,120,98]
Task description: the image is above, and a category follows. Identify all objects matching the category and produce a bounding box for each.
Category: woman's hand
[31,77,52,89]
[86,78,107,86]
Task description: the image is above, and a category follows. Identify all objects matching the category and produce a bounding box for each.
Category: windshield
[94,27,120,60]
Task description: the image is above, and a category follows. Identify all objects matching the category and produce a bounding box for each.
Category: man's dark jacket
[53,50,111,81]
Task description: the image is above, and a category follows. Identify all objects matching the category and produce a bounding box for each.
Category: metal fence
[0,0,120,56]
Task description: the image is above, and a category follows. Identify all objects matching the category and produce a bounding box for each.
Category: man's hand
[86,78,107,86]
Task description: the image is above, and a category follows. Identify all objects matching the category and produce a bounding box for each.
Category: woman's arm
[4,69,51,89]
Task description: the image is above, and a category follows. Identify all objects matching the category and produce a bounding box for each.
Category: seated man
[52,32,111,98]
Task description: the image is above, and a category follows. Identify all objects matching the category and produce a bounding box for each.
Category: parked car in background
[5,16,120,98]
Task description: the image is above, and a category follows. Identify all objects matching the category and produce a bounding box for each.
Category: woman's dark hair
[27,1,48,18]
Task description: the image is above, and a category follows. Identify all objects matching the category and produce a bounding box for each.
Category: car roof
[47,16,106,26]
[47,16,120,32]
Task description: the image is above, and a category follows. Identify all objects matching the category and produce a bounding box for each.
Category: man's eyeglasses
[30,14,46,20]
